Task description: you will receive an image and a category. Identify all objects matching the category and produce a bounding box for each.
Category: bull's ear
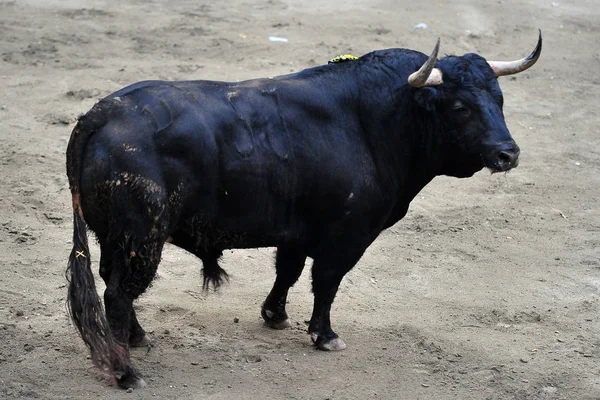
[413,87,438,111]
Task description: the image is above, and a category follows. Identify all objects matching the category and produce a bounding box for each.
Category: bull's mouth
[488,157,519,173]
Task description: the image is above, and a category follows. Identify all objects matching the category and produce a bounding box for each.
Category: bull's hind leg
[99,241,151,348]
[103,236,165,389]
[261,245,307,329]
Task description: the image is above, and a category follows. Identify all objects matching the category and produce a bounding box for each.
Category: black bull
[65,34,541,388]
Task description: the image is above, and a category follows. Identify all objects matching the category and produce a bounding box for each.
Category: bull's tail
[66,194,118,372]
[65,106,127,377]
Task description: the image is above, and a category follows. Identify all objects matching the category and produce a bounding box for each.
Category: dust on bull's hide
[122,144,139,153]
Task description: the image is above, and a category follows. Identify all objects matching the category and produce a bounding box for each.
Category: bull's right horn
[408,38,444,87]
[488,30,543,77]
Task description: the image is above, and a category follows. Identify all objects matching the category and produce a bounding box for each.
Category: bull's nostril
[498,151,512,164]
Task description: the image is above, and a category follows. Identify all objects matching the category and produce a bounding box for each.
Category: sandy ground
[0,0,599,398]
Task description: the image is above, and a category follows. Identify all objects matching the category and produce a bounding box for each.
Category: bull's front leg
[308,246,366,351]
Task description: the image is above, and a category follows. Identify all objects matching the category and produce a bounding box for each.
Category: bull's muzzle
[490,142,520,172]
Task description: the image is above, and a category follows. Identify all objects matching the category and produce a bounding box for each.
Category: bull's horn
[408,38,443,87]
[488,30,542,77]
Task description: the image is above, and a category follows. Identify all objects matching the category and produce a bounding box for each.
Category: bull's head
[409,31,542,177]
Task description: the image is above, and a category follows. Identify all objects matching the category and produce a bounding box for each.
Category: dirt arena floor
[0,0,599,398]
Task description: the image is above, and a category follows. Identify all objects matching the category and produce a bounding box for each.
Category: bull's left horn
[408,38,443,87]
[488,30,542,77]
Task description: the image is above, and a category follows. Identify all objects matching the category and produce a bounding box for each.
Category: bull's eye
[452,101,471,118]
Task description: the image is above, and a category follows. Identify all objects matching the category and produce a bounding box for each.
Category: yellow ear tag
[328,54,359,64]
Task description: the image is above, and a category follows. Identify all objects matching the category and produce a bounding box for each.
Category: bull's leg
[127,312,151,347]
[103,238,164,389]
[261,245,307,329]
[99,242,150,348]
[308,247,365,351]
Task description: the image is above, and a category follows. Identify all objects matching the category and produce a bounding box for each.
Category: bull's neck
[356,73,445,207]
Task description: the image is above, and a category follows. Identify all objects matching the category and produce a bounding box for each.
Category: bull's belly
[169,213,307,254]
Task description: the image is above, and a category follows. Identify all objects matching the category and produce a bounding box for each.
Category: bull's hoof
[310,333,347,351]
[261,306,291,330]
[129,333,152,348]
[117,366,147,389]
[265,318,292,330]
[117,373,147,390]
